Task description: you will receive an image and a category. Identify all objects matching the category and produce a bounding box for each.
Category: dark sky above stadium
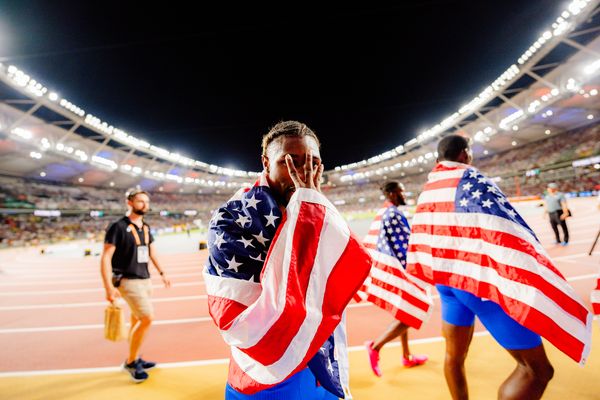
[0,1,565,171]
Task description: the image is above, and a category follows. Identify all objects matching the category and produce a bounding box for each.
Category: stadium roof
[0,1,599,193]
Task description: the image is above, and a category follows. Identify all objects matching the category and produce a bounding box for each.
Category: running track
[0,197,598,375]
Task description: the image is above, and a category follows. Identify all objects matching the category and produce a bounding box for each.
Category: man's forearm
[100,256,113,290]
[150,257,164,275]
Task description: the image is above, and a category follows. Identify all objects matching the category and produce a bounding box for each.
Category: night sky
[0,1,565,171]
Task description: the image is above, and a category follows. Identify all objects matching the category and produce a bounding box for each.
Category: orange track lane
[1,197,599,375]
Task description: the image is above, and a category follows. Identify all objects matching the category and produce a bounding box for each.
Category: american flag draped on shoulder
[204,174,371,398]
[407,161,592,364]
[360,203,432,328]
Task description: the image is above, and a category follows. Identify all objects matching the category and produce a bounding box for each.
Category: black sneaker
[123,359,148,383]
[138,357,156,370]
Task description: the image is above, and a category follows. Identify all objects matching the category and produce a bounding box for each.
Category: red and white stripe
[204,188,371,394]
[360,207,432,329]
[591,278,600,316]
[407,161,592,364]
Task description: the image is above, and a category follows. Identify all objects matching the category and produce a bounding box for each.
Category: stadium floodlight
[85,114,114,135]
[78,177,84,183]
[584,60,600,75]
[109,182,115,187]
[405,138,418,147]
[499,110,524,130]
[91,155,118,170]
[75,149,88,161]
[11,127,32,140]
[511,141,518,146]
[40,171,46,177]
[545,129,552,135]
[484,150,489,155]
[59,98,85,117]
[587,114,594,120]
[40,137,51,150]
[528,100,541,113]
[48,92,59,101]
[29,151,42,159]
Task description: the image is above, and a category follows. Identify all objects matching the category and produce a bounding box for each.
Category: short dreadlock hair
[261,120,321,157]
[380,181,404,194]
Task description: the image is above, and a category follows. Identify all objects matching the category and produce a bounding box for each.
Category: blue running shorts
[436,284,542,350]
[225,368,338,400]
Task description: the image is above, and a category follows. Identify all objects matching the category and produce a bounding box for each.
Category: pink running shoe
[364,341,382,377]
[402,354,428,368]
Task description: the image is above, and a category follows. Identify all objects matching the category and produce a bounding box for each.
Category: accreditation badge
[137,245,149,263]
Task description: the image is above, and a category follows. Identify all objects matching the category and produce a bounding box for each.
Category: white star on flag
[235,214,252,227]
[214,232,226,249]
[462,182,473,191]
[264,210,280,227]
[225,255,243,272]
[459,198,469,207]
[237,237,254,248]
[252,230,269,246]
[471,189,482,199]
[211,211,224,225]
[481,199,493,208]
[245,194,262,210]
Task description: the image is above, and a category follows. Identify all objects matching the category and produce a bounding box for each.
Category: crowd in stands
[0,213,203,248]
[326,124,600,212]
[0,177,230,247]
[2,124,599,247]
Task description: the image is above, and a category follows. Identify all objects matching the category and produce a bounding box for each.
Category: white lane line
[0,331,494,378]
[1,269,593,332]
[0,281,204,296]
[567,273,598,282]
[0,317,213,334]
[0,265,203,279]
[553,251,600,261]
[0,272,206,287]
[0,295,209,311]
[0,271,594,312]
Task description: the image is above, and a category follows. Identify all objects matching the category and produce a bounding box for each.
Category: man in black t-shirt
[100,189,170,383]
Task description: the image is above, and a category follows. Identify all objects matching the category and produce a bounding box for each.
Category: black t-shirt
[104,216,154,279]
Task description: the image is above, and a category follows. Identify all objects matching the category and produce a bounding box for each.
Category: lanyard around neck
[128,224,149,246]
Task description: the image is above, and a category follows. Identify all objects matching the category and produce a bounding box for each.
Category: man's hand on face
[285,151,324,193]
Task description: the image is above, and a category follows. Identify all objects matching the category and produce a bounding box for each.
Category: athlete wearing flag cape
[204,121,371,399]
[407,134,592,400]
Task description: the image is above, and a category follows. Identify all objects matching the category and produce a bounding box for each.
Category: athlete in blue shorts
[437,284,554,400]
[429,136,554,400]
[225,368,337,400]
